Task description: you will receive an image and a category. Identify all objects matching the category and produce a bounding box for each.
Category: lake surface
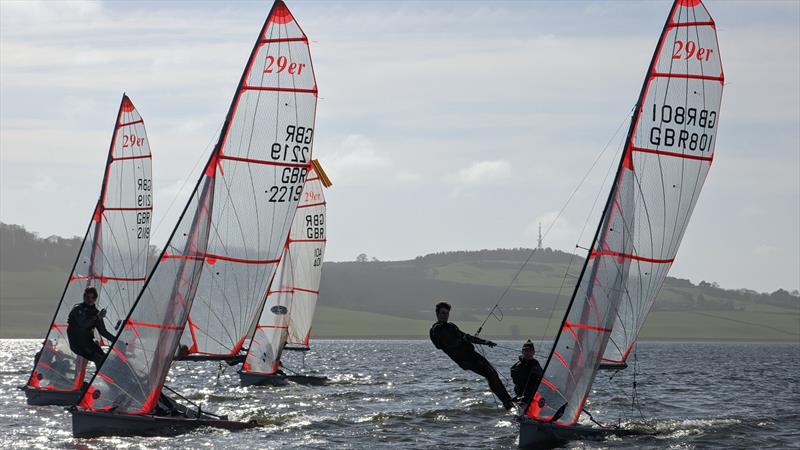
[1,340,798,449]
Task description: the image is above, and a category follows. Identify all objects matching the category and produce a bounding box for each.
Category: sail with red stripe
[601,0,723,365]
[242,161,329,374]
[25,94,153,396]
[526,0,723,426]
[76,0,318,414]
[176,0,319,361]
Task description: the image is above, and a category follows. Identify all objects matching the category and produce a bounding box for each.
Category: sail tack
[243,162,328,374]
[26,95,153,395]
[527,0,723,426]
[77,0,318,414]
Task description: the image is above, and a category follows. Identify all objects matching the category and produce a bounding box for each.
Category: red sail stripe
[294,287,319,295]
[540,378,558,392]
[259,37,308,43]
[241,85,318,94]
[127,320,182,331]
[589,250,675,264]
[69,275,147,282]
[118,119,144,127]
[650,72,724,83]
[289,239,326,243]
[111,346,127,362]
[553,351,570,369]
[97,372,115,384]
[269,290,294,295]
[103,207,153,211]
[631,145,714,162]
[667,21,715,28]
[297,202,325,209]
[563,321,612,333]
[161,252,280,265]
[112,154,152,161]
[219,154,309,169]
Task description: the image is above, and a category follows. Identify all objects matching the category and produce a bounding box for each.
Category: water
[1,340,798,449]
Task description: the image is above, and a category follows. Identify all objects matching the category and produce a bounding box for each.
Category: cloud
[322,134,391,186]
[448,160,512,185]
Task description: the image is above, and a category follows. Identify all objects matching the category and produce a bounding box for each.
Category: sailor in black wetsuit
[67,286,115,367]
[510,339,543,406]
[429,301,513,410]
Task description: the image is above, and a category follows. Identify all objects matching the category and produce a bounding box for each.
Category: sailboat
[239,159,331,387]
[518,0,724,446]
[70,0,318,437]
[22,94,153,406]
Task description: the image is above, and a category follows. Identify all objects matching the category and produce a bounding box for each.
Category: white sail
[243,161,329,375]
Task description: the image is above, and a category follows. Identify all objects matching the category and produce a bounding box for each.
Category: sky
[1,0,798,294]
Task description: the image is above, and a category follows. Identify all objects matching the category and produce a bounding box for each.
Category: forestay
[77,0,318,414]
[243,162,328,374]
[26,94,153,394]
[526,0,723,426]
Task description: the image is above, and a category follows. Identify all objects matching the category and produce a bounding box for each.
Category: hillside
[1,222,798,340]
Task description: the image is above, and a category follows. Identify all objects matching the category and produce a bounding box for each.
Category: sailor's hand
[487,341,497,348]
[98,308,107,319]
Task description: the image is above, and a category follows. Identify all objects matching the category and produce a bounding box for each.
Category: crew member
[510,339,543,406]
[429,301,513,410]
[67,286,115,367]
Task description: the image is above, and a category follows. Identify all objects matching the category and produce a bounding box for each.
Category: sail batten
[527,0,723,427]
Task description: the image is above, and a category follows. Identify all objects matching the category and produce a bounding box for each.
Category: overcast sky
[1,0,798,293]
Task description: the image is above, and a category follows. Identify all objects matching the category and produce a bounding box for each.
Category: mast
[526,0,724,426]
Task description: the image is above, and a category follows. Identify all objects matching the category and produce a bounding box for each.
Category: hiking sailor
[67,286,115,367]
[510,339,543,406]
[429,301,514,410]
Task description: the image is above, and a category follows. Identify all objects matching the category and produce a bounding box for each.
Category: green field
[2,265,798,341]
[309,306,799,341]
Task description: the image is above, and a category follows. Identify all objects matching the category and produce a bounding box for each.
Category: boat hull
[238,371,289,387]
[71,409,257,438]
[518,417,642,448]
[21,386,82,406]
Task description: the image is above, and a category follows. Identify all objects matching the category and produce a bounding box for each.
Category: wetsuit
[67,302,115,365]
[430,321,512,407]
[510,356,543,405]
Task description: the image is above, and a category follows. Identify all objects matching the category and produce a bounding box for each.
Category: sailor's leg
[470,353,512,406]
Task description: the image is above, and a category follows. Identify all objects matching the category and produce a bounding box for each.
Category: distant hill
[1,222,798,340]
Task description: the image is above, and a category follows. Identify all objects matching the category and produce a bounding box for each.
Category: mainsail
[25,94,153,397]
[173,1,319,361]
[76,0,318,414]
[526,0,723,427]
[242,160,329,376]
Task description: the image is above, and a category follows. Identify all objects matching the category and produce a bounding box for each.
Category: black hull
[285,374,328,386]
[21,386,82,406]
[518,417,643,448]
[71,409,257,438]
[238,371,289,387]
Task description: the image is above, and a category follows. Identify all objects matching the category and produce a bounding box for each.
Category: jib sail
[526,0,723,426]
[26,94,153,394]
[242,160,330,374]
[76,0,318,414]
